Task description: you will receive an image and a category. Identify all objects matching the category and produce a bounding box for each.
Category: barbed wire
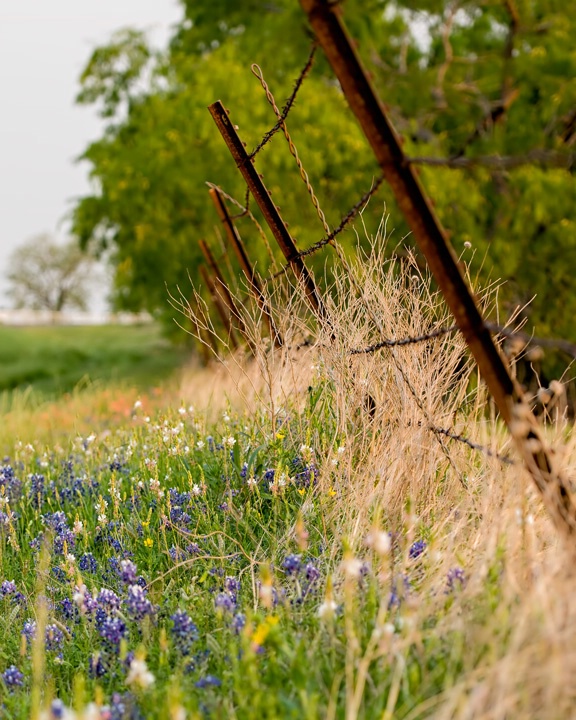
[349,323,459,354]
[430,426,516,465]
[252,59,331,236]
[249,43,317,160]
[267,174,386,281]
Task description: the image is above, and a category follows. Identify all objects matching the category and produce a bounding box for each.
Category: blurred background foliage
[72,0,576,377]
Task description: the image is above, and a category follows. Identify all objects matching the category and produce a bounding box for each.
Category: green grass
[0,324,190,400]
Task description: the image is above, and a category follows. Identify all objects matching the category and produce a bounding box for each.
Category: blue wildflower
[2,664,24,689]
[170,610,198,655]
[409,540,427,559]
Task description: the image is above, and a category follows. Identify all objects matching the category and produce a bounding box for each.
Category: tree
[6,234,94,312]
[72,0,576,358]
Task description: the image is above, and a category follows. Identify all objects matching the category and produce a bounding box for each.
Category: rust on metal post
[208,101,329,326]
[199,264,240,351]
[199,239,254,353]
[209,187,283,348]
[301,0,576,537]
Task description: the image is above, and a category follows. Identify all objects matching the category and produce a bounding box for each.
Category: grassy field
[0,254,574,719]
[0,324,191,401]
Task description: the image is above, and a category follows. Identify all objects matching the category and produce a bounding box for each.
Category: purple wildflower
[79,553,98,573]
[447,567,466,592]
[98,615,127,649]
[22,620,37,641]
[96,588,121,614]
[409,540,427,559]
[170,610,198,655]
[282,554,302,576]
[214,592,236,613]
[125,585,154,621]
[120,559,138,585]
[45,624,64,652]
[2,664,24,689]
[195,674,221,688]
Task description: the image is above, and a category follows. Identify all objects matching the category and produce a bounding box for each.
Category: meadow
[1,249,575,720]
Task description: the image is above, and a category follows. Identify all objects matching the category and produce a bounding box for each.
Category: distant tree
[6,234,94,312]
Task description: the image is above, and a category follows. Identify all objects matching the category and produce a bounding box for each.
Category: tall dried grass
[178,224,575,719]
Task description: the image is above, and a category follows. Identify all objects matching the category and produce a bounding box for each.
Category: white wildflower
[365,530,391,556]
[126,657,155,689]
[340,556,363,579]
[318,599,338,620]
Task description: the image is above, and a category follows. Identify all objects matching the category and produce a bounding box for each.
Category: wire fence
[195,26,576,528]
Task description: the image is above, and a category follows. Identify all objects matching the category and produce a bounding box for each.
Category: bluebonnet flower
[240,463,248,479]
[0,580,17,596]
[195,674,221,688]
[388,575,411,610]
[282,554,302,576]
[43,511,68,535]
[29,534,44,551]
[51,567,67,583]
[97,588,121,614]
[22,620,36,641]
[224,576,240,596]
[88,653,108,678]
[409,540,427,559]
[79,553,98,574]
[53,530,75,556]
[60,598,79,622]
[169,488,190,507]
[1,464,22,503]
[125,585,154,621]
[2,664,24,689]
[98,616,127,649]
[264,469,275,482]
[45,624,64,653]
[214,592,236,613]
[170,610,198,655]
[48,699,68,718]
[231,612,246,634]
[28,473,45,508]
[446,567,466,592]
[120,559,138,585]
[304,561,320,584]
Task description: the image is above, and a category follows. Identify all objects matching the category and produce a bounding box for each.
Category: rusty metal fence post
[301,0,576,539]
[209,187,283,348]
[198,264,240,351]
[208,101,331,330]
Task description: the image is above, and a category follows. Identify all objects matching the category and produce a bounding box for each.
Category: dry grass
[176,224,576,719]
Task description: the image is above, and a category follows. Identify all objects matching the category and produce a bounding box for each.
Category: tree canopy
[6,235,94,313]
[72,0,576,357]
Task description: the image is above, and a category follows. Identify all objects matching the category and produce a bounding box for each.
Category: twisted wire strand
[251,61,331,236]
[266,175,386,282]
[249,43,317,160]
[430,426,515,465]
[350,323,459,354]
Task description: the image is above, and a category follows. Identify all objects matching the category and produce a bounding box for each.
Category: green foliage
[73,0,576,353]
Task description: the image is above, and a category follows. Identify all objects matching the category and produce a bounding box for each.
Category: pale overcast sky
[0,0,181,309]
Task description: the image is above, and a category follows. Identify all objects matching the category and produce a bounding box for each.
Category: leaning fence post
[209,187,283,348]
[199,264,240,351]
[208,101,330,330]
[301,0,576,539]
[198,239,255,353]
